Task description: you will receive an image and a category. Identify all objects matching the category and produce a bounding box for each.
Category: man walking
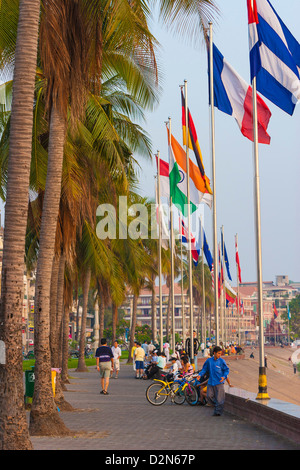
[111,340,122,379]
[197,345,230,416]
[134,342,145,379]
[95,338,114,395]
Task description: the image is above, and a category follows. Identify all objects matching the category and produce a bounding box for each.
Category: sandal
[103,390,109,395]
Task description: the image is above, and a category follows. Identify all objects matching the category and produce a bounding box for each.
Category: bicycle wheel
[170,383,185,405]
[146,382,168,406]
[184,383,198,406]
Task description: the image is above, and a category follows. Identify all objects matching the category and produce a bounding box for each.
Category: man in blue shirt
[197,346,230,416]
[95,338,114,395]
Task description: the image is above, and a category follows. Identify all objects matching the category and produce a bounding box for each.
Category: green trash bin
[25,366,35,404]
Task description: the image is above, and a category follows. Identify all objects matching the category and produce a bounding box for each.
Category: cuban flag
[208,42,271,144]
[181,219,200,266]
[247,0,300,115]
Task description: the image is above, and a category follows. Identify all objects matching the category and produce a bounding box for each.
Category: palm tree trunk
[76,267,91,372]
[75,297,81,343]
[151,274,157,343]
[99,295,105,345]
[0,0,41,450]
[61,302,70,384]
[50,254,60,364]
[55,252,66,367]
[112,303,118,343]
[127,294,138,364]
[166,287,171,342]
[29,104,70,436]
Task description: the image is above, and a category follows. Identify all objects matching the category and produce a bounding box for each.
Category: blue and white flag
[221,230,232,281]
[247,0,300,115]
[198,220,213,272]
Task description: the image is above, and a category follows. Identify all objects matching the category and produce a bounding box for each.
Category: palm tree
[0,0,40,450]
[0,0,219,445]
[30,0,160,435]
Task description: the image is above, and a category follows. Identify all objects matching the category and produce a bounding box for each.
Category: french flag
[181,219,199,266]
[209,42,271,144]
[247,0,300,116]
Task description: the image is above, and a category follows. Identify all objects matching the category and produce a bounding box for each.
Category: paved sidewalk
[29,363,300,451]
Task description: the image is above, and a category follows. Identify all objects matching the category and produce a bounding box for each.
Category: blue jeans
[207,384,225,415]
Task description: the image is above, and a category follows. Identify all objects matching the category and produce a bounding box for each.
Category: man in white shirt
[111,340,122,378]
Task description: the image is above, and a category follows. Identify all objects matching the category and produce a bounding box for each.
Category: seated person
[194,371,209,405]
[146,351,166,380]
[180,355,194,376]
[165,355,180,381]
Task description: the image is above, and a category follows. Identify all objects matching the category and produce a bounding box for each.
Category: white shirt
[112,346,121,360]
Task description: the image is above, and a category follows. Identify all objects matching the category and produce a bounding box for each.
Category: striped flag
[155,155,170,198]
[235,235,242,284]
[181,219,200,266]
[167,127,213,214]
[155,181,169,250]
[208,42,271,144]
[247,0,300,115]
[273,302,279,319]
[181,90,213,195]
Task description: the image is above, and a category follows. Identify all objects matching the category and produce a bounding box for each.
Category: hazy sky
[134,0,300,285]
[0,1,299,286]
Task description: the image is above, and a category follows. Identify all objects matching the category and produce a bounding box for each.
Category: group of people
[95,337,233,417]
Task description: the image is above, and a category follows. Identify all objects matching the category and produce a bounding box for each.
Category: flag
[225,281,237,304]
[235,235,242,284]
[247,0,300,115]
[201,224,213,272]
[218,244,223,298]
[155,181,169,250]
[181,90,213,194]
[167,127,212,215]
[221,229,232,281]
[181,219,200,266]
[208,42,271,144]
[273,302,279,319]
[287,304,291,320]
[155,155,170,198]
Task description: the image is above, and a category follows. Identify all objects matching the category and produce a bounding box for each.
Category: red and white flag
[235,235,242,284]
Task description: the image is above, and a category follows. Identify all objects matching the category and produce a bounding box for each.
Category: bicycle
[145,373,197,406]
[146,376,182,406]
[180,373,198,406]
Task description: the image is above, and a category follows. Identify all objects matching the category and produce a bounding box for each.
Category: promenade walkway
[29,362,300,451]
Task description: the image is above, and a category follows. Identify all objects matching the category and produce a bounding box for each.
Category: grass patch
[23,350,129,371]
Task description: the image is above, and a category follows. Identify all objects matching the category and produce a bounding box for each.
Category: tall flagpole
[221,226,226,345]
[250,0,269,399]
[201,215,206,347]
[183,80,194,364]
[157,151,164,353]
[236,234,241,344]
[209,22,219,346]
[168,117,176,353]
[180,214,186,346]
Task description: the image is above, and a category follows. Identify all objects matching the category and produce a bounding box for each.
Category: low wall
[195,354,300,445]
[224,386,300,445]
